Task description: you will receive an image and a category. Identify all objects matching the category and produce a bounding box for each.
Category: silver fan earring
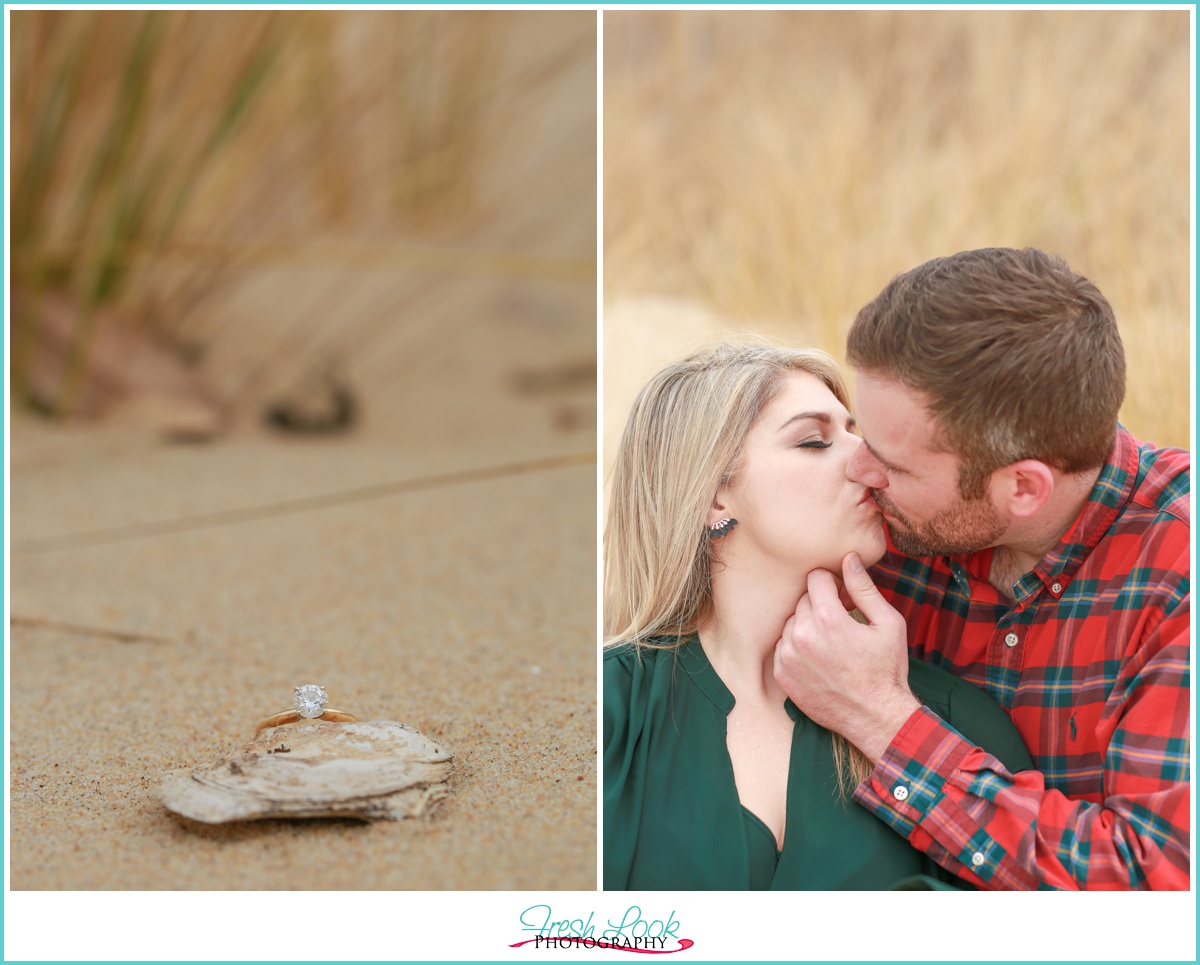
[706,517,738,539]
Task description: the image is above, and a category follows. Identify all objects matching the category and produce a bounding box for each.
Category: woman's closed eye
[796,439,833,450]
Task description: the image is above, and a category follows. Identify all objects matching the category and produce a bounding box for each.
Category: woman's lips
[858,490,879,509]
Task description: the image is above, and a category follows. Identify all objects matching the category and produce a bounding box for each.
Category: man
[774,247,1190,890]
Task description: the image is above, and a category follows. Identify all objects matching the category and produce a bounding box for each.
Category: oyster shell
[157,720,453,824]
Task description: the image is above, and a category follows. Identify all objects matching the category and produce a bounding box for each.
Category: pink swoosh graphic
[509,937,694,954]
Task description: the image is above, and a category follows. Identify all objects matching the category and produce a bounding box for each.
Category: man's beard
[874,488,1006,557]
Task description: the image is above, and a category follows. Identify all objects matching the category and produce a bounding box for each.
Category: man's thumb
[842,552,888,624]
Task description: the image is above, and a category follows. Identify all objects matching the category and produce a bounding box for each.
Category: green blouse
[603,636,1033,890]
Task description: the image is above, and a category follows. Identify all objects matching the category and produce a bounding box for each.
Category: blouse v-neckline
[678,636,800,863]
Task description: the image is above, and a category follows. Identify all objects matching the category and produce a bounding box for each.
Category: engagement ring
[255,684,358,734]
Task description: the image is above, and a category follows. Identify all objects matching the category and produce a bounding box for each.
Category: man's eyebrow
[862,437,907,474]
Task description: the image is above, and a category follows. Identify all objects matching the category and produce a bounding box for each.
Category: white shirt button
[1004,632,1019,648]
[892,785,909,802]
[1051,582,1063,594]
[971,851,986,867]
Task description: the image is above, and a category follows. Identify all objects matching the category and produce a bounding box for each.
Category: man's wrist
[846,692,922,765]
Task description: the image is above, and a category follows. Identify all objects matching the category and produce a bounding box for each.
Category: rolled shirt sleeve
[855,602,1191,890]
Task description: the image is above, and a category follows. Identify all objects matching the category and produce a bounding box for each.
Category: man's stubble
[873,488,1007,557]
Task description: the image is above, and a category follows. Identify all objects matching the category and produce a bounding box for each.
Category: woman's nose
[847,439,888,489]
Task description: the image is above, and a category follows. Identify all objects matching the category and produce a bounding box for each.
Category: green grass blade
[67,11,166,269]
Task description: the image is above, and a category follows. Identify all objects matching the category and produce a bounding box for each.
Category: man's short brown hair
[846,247,1126,498]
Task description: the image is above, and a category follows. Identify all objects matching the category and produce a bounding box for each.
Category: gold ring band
[255,709,359,735]
[256,685,358,735]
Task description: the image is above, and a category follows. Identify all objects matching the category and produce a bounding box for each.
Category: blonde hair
[605,341,845,643]
[604,341,870,794]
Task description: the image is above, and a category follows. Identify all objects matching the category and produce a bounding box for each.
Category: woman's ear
[706,487,732,529]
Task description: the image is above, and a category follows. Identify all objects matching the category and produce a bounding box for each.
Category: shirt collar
[678,635,802,720]
[677,635,735,713]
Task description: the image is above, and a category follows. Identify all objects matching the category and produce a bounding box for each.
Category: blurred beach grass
[604,11,1191,462]
[10,11,592,431]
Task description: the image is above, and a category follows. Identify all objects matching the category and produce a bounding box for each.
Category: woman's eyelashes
[796,438,833,450]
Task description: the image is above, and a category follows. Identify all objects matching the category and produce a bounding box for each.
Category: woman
[604,342,1031,890]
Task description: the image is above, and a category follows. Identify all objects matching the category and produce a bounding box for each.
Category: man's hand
[773,552,921,763]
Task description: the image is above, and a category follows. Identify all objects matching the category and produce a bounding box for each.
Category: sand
[11,399,596,890]
[9,268,597,891]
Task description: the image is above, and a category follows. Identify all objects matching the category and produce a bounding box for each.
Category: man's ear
[990,460,1055,518]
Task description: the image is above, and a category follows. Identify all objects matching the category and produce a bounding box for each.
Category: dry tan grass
[604,10,1191,472]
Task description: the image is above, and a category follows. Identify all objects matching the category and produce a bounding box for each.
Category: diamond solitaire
[293,684,329,719]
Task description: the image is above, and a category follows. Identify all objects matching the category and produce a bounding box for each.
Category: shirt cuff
[852,705,975,839]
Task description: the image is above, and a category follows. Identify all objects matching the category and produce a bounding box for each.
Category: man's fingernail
[848,553,863,573]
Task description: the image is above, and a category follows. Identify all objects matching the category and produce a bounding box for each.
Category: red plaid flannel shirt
[854,427,1190,890]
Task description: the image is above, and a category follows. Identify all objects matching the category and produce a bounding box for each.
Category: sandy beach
[11,323,596,890]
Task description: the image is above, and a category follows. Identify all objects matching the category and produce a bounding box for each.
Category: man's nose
[847,439,888,489]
